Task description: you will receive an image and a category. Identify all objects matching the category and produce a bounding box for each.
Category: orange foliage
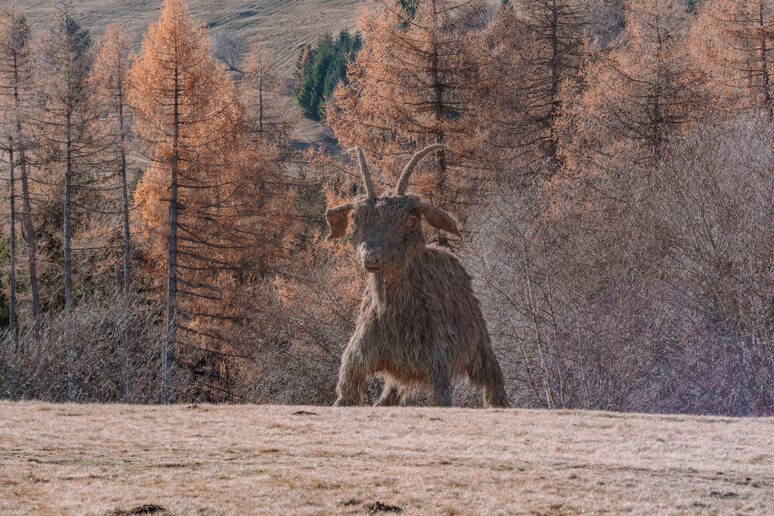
[694,0,774,116]
[328,0,489,214]
[129,0,293,399]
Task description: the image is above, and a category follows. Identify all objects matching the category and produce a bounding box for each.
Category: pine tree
[294,31,361,122]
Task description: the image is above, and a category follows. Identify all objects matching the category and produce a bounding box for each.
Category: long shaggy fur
[326,158,509,407]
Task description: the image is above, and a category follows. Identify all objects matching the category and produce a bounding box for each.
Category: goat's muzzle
[361,248,384,273]
[363,259,384,273]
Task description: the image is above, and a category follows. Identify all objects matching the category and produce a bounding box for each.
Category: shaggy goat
[325,145,508,407]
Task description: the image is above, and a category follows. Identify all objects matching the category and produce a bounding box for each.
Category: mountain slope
[17,0,363,74]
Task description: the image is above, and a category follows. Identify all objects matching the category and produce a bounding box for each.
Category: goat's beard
[372,273,387,315]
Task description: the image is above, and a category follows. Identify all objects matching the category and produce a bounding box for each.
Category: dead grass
[17,0,362,74]
[0,402,772,515]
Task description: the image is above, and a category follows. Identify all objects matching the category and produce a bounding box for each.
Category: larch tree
[693,0,774,117]
[130,0,291,402]
[328,0,488,219]
[551,0,711,284]
[509,0,587,172]
[35,0,98,401]
[560,0,708,175]
[90,23,134,401]
[0,6,23,372]
[240,44,296,152]
[0,4,41,343]
[467,0,588,181]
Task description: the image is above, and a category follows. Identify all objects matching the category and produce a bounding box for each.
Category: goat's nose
[362,249,384,271]
[363,255,382,267]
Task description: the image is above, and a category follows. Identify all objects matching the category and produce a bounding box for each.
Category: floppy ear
[325,203,354,242]
[415,202,460,236]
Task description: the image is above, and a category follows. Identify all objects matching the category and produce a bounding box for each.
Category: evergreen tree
[294,31,361,122]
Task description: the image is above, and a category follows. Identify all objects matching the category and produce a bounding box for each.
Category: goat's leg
[374,380,403,407]
[334,345,367,406]
[431,348,453,407]
[469,345,509,408]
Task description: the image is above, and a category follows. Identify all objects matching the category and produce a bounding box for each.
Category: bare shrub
[466,170,587,409]
[467,114,774,415]
[661,114,774,335]
[546,283,773,416]
[230,246,360,405]
[0,293,165,403]
[211,30,246,73]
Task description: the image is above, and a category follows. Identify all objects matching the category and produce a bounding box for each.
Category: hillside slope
[1,402,772,514]
[17,0,363,74]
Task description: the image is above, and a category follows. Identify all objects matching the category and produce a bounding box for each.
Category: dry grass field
[1,402,773,515]
[16,0,363,74]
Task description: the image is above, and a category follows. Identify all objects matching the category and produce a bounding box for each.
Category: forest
[0,0,773,416]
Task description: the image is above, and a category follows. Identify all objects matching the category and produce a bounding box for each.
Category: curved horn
[396,144,447,195]
[349,147,376,199]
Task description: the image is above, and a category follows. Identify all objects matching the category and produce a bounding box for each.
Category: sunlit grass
[1,402,772,514]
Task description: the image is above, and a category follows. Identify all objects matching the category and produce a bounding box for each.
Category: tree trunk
[429,0,450,247]
[258,64,264,138]
[429,0,447,194]
[8,147,18,401]
[118,66,133,402]
[759,1,773,117]
[65,109,75,402]
[547,0,561,170]
[163,55,180,404]
[11,48,41,342]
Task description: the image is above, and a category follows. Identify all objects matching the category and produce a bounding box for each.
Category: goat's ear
[415,202,461,236]
[325,203,354,242]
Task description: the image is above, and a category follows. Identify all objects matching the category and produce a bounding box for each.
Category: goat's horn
[396,144,447,195]
[349,146,376,199]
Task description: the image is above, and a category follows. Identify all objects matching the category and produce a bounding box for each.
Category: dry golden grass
[17,0,362,74]
[0,402,772,515]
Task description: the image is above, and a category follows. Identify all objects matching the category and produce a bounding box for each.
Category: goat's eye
[406,216,419,230]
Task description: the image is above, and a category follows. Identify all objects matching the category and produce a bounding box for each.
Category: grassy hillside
[1,402,772,514]
[17,0,363,74]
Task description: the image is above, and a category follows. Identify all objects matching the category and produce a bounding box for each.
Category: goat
[325,145,509,407]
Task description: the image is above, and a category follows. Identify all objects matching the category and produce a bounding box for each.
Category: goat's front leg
[335,319,385,406]
[431,347,452,407]
[334,342,368,406]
